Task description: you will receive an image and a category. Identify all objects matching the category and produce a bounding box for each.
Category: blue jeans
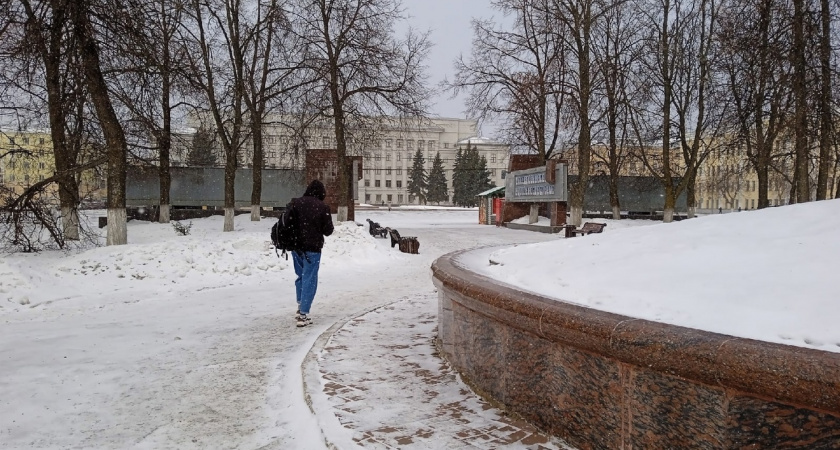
[292,251,321,315]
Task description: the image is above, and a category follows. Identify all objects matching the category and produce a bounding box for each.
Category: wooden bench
[565,222,607,237]
[366,218,388,238]
[388,228,420,254]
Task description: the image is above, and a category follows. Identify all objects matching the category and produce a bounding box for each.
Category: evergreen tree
[407,148,428,204]
[452,147,465,206]
[476,154,494,193]
[452,143,495,207]
[426,152,449,204]
[187,127,218,167]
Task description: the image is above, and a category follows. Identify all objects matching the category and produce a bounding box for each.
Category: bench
[565,222,607,237]
[388,228,419,254]
[366,218,388,238]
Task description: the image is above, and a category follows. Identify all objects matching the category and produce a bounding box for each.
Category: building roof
[476,186,505,197]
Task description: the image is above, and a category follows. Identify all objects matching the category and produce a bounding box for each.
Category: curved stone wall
[432,249,840,450]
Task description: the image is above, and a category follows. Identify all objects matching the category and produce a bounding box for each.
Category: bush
[172,220,193,236]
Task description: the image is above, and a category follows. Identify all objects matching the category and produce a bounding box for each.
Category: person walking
[288,180,334,327]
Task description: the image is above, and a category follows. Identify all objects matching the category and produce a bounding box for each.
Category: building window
[387,194,392,202]
[375,180,381,187]
[396,180,402,188]
[444,143,449,149]
[398,194,403,203]
[386,139,393,148]
[417,140,423,150]
[491,154,496,163]
[397,140,403,149]
[375,153,381,161]
[428,141,435,151]
[408,195,415,203]
[39,138,44,145]
[491,169,496,176]
[365,179,370,187]
[386,153,391,161]
[39,162,45,169]
[365,194,370,202]
[375,168,381,174]
[396,168,402,175]
[396,153,401,161]
[322,136,330,147]
[376,194,381,202]
[386,168,392,175]
[386,180,392,188]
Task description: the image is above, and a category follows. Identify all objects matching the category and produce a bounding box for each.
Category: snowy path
[0,210,557,449]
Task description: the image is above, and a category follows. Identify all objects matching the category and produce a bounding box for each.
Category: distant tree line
[449,0,840,224]
[0,0,430,248]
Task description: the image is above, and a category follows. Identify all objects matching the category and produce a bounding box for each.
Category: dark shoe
[296,314,312,327]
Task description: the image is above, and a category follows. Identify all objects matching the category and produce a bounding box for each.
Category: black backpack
[271,204,301,259]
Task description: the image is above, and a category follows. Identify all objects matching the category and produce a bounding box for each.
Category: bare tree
[717,0,793,209]
[450,0,568,163]
[70,0,129,245]
[106,0,189,224]
[546,0,605,226]
[181,0,250,232]
[290,0,431,221]
[7,0,88,240]
[242,0,310,221]
[591,0,642,219]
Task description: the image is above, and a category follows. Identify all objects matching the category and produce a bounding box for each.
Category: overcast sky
[400,0,497,132]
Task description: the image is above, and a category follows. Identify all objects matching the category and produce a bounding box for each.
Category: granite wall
[432,250,840,450]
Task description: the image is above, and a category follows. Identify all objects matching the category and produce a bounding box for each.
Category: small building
[476,186,505,225]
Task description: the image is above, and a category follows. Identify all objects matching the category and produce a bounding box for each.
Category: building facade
[178,116,511,206]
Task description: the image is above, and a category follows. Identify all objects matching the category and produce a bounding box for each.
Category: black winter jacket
[288,180,334,253]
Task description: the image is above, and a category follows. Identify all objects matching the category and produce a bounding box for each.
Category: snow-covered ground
[0,208,557,448]
[0,201,835,448]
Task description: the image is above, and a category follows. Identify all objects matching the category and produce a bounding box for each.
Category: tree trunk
[73,1,127,245]
[686,183,696,218]
[250,120,263,221]
[158,74,172,223]
[570,16,592,228]
[34,1,81,240]
[816,0,832,200]
[792,0,810,203]
[224,148,236,232]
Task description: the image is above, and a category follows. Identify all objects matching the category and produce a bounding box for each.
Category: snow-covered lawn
[475,200,840,353]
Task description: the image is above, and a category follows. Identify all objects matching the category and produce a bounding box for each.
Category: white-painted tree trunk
[159,204,170,223]
[106,208,127,245]
[61,206,80,241]
[250,205,260,221]
[663,207,675,223]
[570,205,583,227]
[529,204,539,224]
[612,206,621,220]
[223,207,235,231]
[337,206,348,222]
[687,206,696,219]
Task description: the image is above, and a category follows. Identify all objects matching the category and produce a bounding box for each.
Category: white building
[176,116,510,206]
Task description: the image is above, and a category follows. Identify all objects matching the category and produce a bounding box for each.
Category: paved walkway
[303,293,573,449]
